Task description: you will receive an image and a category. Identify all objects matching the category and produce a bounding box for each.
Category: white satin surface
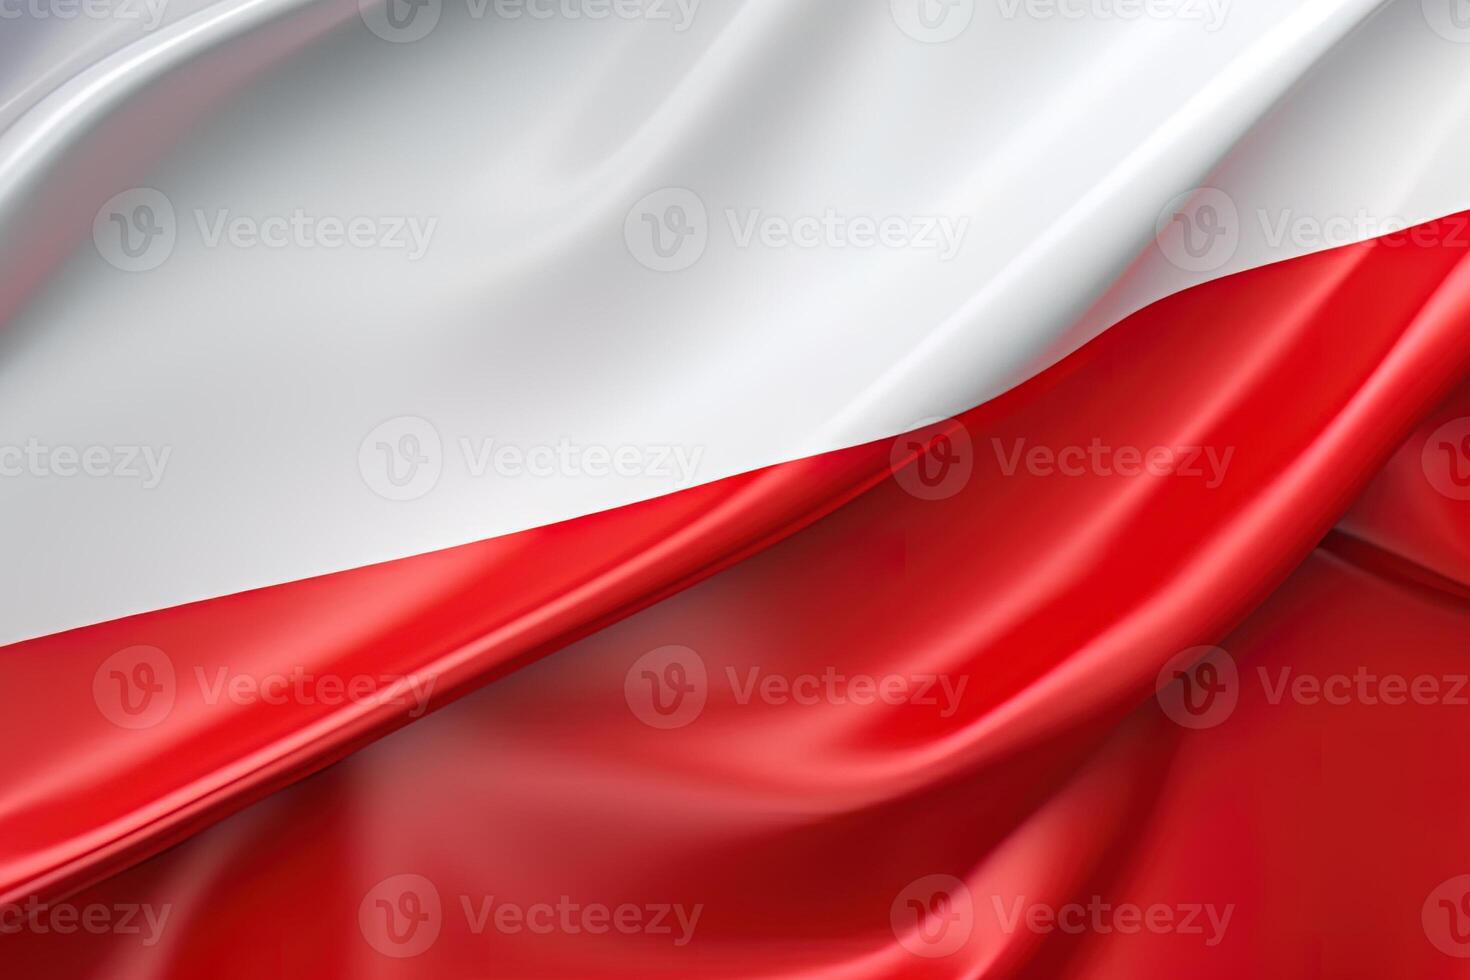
[1,0,1467,644]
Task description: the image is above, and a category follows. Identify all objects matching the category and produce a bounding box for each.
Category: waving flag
[4,1,1470,976]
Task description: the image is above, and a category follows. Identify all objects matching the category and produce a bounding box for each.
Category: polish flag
[4,1,1470,976]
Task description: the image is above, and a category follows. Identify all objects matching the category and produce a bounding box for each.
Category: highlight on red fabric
[5,214,1470,977]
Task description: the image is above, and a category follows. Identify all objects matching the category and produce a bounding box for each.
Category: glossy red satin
[5,215,1470,977]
